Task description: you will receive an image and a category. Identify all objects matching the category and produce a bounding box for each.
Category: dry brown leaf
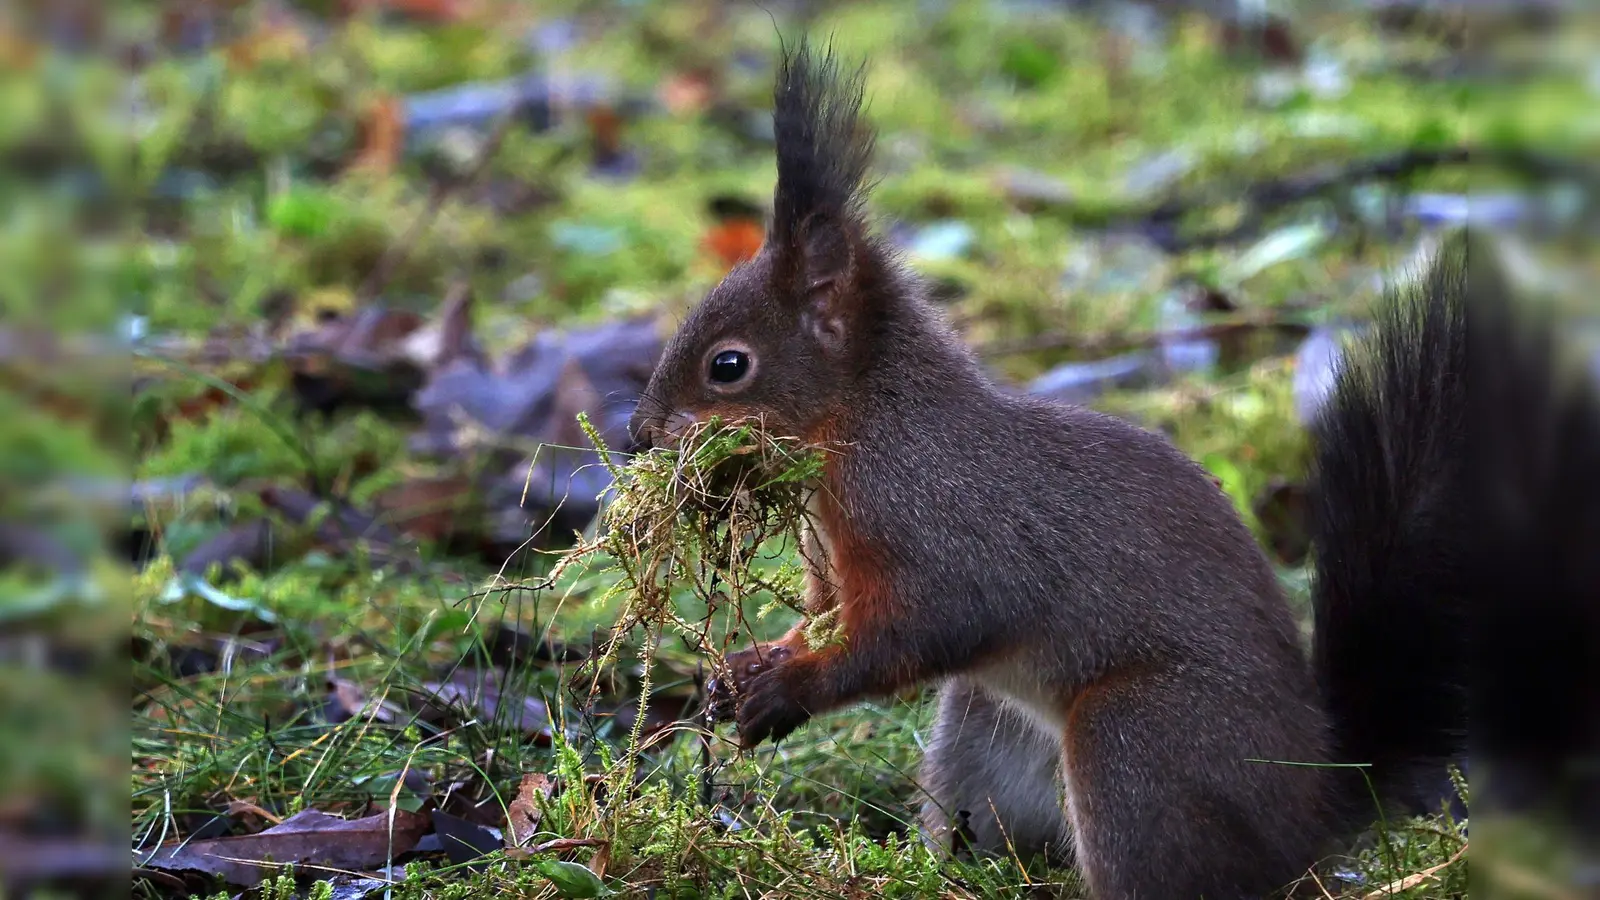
[224,799,283,828]
[504,837,608,859]
[348,94,407,176]
[704,220,765,272]
[504,773,555,849]
[139,808,430,887]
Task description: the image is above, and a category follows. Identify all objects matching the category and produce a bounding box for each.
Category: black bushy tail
[1469,233,1600,840]
[1308,231,1473,815]
[769,38,875,248]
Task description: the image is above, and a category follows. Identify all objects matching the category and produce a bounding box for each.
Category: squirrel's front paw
[734,668,811,747]
[706,643,793,725]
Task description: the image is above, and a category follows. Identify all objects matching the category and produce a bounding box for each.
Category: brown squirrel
[629,42,1466,899]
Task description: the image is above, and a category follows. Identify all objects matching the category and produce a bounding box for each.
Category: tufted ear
[790,214,866,353]
[767,40,877,356]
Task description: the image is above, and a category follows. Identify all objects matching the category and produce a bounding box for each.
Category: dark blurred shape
[1252,479,1311,565]
[0,835,127,896]
[286,304,443,416]
[1027,352,1168,406]
[429,809,501,866]
[177,517,277,577]
[410,314,661,549]
[416,668,553,742]
[400,74,650,148]
[487,622,588,667]
[1469,233,1600,864]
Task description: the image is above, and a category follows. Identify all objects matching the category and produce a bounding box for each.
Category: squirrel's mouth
[628,409,699,453]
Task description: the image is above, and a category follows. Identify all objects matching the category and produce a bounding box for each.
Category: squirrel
[628,41,1467,899]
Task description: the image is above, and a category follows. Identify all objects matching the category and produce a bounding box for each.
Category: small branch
[504,837,610,858]
[976,313,1312,360]
[1108,145,1590,252]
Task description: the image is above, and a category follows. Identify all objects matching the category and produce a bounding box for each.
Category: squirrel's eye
[709,349,751,384]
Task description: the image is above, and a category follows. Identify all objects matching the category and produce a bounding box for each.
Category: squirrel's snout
[627,409,698,454]
[626,410,658,454]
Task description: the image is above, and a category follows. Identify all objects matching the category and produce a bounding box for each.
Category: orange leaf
[659,70,715,116]
[587,106,624,163]
[704,220,765,271]
[347,95,407,176]
[503,773,555,849]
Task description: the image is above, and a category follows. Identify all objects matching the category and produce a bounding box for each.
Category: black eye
[709,349,750,384]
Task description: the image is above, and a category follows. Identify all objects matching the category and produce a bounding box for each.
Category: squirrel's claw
[734,669,811,747]
[706,643,796,729]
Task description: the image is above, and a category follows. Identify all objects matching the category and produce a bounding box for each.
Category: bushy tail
[1308,231,1473,814]
[1469,235,1600,837]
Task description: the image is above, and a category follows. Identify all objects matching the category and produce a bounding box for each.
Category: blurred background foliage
[0,0,1592,897]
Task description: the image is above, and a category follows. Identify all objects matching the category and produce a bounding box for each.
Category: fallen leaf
[323,677,403,725]
[259,485,413,567]
[994,166,1074,210]
[138,808,429,888]
[0,27,40,70]
[178,519,280,578]
[339,0,466,24]
[905,220,975,262]
[372,475,479,544]
[224,799,284,829]
[1027,352,1166,406]
[418,669,552,740]
[1217,14,1302,65]
[1223,221,1329,285]
[286,305,430,414]
[488,623,587,667]
[703,219,765,271]
[348,94,407,176]
[588,840,611,879]
[586,106,635,178]
[431,809,501,866]
[159,572,279,624]
[223,11,310,70]
[504,773,555,849]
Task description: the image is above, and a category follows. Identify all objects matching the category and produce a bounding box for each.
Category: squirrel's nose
[626,409,657,454]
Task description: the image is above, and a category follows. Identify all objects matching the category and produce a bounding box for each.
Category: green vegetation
[11,0,1591,896]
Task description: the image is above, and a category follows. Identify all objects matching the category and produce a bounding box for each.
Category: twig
[504,837,610,858]
[356,111,518,302]
[976,313,1312,359]
[696,661,715,809]
[1113,145,1545,252]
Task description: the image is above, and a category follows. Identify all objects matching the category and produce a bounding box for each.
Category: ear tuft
[770,38,878,351]
[771,38,875,250]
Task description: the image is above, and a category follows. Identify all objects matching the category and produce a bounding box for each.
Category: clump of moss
[526,415,833,703]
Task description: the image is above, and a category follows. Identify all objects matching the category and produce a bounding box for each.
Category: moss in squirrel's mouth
[546,413,836,691]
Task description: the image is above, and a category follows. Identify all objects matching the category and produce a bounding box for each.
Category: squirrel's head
[631,41,892,450]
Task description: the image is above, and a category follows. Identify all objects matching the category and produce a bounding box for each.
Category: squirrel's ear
[768,40,876,355]
[790,214,864,353]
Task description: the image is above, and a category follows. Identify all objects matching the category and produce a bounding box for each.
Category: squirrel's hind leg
[1061,667,1331,899]
[917,677,1073,867]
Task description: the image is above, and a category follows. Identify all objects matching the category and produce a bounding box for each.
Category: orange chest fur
[802,478,892,628]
